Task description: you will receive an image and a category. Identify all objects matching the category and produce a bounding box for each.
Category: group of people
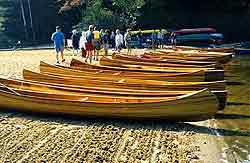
[78,25,134,63]
[51,25,172,64]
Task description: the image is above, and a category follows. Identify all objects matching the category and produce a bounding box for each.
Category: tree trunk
[20,0,28,40]
[28,0,35,41]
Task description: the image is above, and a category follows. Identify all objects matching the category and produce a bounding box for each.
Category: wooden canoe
[0,78,198,100]
[0,87,219,121]
[112,53,217,66]
[0,77,195,97]
[165,46,234,53]
[146,51,232,63]
[23,69,227,110]
[39,62,226,91]
[99,57,214,72]
[70,59,224,81]
[157,49,233,56]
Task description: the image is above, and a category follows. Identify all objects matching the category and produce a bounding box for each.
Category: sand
[0,49,221,162]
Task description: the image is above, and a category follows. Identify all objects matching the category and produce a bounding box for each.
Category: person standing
[93,27,101,61]
[124,29,132,55]
[100,29,105,39]
[51,26,65,64]
[170,32,177,49]
[102,30,109,56]
[151,30,157,49]
[138,29,143,48]
[71,29,80,56]
[157,29,164,49]
[115,29,123,52]
[85,25,94,63]
[79,31,87,57]
[110,31,116,50]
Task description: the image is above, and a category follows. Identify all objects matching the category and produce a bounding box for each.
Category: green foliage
[78,0,145,29]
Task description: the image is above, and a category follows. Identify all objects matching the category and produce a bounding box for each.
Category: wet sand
[0,49,221,162]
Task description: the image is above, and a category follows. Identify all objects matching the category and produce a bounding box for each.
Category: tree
[61,0,145,29]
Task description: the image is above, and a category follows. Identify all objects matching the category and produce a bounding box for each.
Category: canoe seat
[113,72,122,75]
[117,79,126,83]
[95,70,104,74]
[81,97,89,102]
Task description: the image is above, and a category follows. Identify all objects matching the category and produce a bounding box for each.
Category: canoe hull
[70,59,224,81]
[0,88,218,121]
[0,77,227,110]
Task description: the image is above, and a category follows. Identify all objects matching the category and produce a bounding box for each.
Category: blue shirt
[86,30,94,43]
[51,31,64,48]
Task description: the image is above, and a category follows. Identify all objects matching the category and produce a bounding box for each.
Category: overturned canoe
[70,59,224,81]
[0,86,219,121]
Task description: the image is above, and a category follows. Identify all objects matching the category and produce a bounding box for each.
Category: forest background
[0,0,249,48]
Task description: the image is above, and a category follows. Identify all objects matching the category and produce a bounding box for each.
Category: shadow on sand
[0,110,249,137]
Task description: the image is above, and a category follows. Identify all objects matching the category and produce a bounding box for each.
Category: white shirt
[79,34,87,49]
[115,34,124,46]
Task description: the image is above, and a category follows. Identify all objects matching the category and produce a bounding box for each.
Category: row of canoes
[0,47,232,121]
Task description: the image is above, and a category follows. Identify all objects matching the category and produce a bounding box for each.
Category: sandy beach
[0,49,221,162]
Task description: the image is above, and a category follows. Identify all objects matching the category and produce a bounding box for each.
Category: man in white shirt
[115,29,123,52]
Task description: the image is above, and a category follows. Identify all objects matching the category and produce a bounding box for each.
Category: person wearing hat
[51,26,65,64]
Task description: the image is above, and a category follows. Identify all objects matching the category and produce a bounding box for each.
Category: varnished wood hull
[99,57,213,72]
[100,56,215,70]
[23,67,227,109]
[112,53,216,68]
[146,51,232,64]
[39,63,226,91]
[165,46,234,53]
[70,59,224,81]
[0,88,219,121]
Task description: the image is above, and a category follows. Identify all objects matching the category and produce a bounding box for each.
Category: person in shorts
[157,29,164,49]
[124,29,132,55]
[85,25,94,63]
[102,30,109,56]
[93,27,101,61]
[71,29,80,56]
[79,31,87,57]
[51,26,65,64]
[151,30,157,49]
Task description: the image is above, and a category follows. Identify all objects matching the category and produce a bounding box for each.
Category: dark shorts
[94,41,101,50]
[85,43,94,51]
